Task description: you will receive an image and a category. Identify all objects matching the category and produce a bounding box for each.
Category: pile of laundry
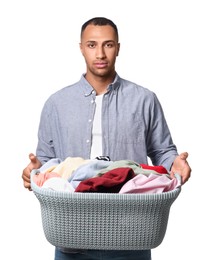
[33,156,181,194]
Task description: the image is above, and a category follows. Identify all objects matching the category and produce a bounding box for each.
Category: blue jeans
[55,248,151,260]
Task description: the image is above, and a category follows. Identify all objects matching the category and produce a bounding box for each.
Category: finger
[22,173,30,183]
[182,166,191,184]
[23,181,32,190]
[29,153,38,163]
[170,172,175,179]
[180,152,188,160]
[29,152,35,158]
[182,174,190,184]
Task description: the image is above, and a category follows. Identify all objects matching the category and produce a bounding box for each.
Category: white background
[0,0,213,259]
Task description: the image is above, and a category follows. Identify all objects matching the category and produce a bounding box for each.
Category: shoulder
[50,82,79,100]
[44,77,84,106]
[46,74,93,103]
[118,76,157,100]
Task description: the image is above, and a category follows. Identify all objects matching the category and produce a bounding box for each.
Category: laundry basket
[31,169,181,250]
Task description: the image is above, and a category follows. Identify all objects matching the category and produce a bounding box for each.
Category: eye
[105,42,114,48]
[87,42,96,48]
[86,41,96,49]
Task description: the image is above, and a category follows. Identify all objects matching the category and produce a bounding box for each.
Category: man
[22,17,191,260]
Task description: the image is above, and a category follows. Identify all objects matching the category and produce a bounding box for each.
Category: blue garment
[36,73,178,170]
[38,158,62,172]
[68,159,113,189]
[54,248,151,260]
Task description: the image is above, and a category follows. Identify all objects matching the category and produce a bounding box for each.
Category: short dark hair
[81,17,119,41]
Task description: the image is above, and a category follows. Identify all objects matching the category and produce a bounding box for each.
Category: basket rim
[30,169,181,200]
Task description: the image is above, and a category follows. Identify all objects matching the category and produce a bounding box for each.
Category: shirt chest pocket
[113,113,146,144]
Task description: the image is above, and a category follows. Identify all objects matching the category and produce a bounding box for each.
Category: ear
[79,43,84,55]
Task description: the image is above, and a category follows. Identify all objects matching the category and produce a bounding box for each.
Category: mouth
[94,62,108,69]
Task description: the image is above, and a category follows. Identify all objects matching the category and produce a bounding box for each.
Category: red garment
[75,167,136,193]
[140,164,168,174]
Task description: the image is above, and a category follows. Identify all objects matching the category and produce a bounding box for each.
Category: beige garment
[49,157,91,179]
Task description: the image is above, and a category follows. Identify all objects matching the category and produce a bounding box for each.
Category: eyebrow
[85,40,116,44]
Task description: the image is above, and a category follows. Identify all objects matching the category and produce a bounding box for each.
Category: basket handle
[174,173,182,187]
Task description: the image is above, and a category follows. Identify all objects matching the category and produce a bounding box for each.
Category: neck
[85,72,116,95]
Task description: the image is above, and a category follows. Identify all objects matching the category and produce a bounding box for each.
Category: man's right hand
[22,153,42,190]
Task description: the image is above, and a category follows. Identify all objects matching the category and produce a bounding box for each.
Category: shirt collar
[80,73,121,96]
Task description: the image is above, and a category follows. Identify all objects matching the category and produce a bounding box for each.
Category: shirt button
[86,139,90,143]
[91,100,95,104]
[88,119,92,123]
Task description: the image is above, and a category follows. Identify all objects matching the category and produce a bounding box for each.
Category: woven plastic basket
[31,169,181,250]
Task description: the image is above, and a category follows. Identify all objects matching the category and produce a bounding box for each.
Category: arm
[146,94,191,183]
[23,95,59,190]
[36,98,56,164]
[146,93,178,170]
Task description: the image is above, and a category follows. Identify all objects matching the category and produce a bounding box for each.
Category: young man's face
[80,24,120,78]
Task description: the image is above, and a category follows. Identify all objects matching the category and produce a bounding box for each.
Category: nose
[96,46,106,59]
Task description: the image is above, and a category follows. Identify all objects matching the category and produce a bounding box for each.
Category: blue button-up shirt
[36,74,178,170]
